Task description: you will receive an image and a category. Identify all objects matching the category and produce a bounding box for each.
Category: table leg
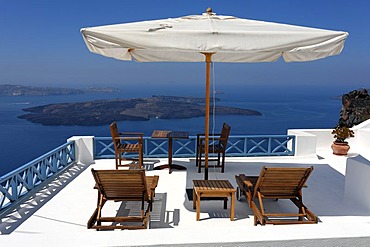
[168,138,173,164]
[153,137,187,173]
[230,192,235,221]
[168,137,173,173]
[193,189,196,209]
[196,192,201,221]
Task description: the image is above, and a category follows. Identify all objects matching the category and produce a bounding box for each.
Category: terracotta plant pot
[331,142,350,156]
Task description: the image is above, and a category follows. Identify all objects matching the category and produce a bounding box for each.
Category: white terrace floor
[2,151,370,246]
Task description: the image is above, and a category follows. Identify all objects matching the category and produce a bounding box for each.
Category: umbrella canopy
[81,9,347,63]
[81,9,348,179]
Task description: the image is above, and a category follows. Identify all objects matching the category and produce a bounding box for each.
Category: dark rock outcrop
[338,89,370,127]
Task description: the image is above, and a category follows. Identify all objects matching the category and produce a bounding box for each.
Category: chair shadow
[114,193,178,229]
[126,159,160,171]
[150,193,179,228]
[142,159,160,171]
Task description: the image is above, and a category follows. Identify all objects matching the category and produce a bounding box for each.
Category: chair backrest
[92,168,149,201]
[110,122,120,150]
[254,166,314,198]
[219,123,231,147]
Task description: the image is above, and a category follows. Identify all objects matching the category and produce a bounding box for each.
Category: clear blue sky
[1,0,369,93]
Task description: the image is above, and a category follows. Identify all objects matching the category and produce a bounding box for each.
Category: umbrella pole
[204,53,213,180]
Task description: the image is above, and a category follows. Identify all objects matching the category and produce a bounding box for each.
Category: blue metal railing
[0,134,295,218]
[94,135,295,159]
[0,141,76,217]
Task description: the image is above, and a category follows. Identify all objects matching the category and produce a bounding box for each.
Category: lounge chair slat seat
[88,169,159,230]
[235,166,318,226]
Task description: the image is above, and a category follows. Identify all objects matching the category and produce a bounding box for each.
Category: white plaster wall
[287,119,370,157]
[287,129,333,157]
[345,155,370,210]
[353,119,370,129]
[287,130,316,157]
[354,128,370,158]
[67,136,95,165]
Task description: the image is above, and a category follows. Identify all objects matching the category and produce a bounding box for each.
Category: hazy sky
[1,0,369,93]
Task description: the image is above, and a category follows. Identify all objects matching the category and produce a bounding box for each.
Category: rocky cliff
[338,89,370,127]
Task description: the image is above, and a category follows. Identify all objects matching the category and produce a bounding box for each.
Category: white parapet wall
[287,119,370,157]
[355,128,370,154]
[351,120,370,155]
[345,155,370,210]
[287,128,336,158]
[67,136,95,165]
[287,129,317,157]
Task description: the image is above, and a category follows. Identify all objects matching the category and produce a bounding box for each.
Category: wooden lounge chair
[196,123,231,173]
[88,169,159,230]
[110,122,143,169]
[235,166,318,225]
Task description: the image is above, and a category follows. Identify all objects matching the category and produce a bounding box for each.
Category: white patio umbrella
[81,8,348,179]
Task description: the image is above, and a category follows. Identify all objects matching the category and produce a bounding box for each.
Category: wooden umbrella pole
[203,53,213,180]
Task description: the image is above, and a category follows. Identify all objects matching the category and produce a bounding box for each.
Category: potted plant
[331,125,355,155]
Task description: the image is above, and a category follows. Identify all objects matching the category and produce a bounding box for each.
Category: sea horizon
[0,83,360,177]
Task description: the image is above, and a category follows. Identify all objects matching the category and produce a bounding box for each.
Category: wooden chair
[235,166,318,225]
[196,123,231,173]
[110,122,143,169]
[87,169,159,230]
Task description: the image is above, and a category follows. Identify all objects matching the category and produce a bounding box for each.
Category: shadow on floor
[0,163,90,235]
[179,159,370,220]
[116,193,180,229]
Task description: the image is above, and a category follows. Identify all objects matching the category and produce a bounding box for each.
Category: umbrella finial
[206,7,213,14]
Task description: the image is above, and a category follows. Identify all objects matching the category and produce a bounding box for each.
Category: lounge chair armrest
[197,136,223,141]
[243,180,254,188]
[119,132,143,137]
[147,175,159,200]
[197,133,221,138]
[114,136,142,141]
[236,174,255,189]
[149,175,160,190]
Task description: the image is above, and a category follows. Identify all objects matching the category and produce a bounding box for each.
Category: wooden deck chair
[110,122,143,169]
[196,123,231,173]
[88,169,159,230]
[235,166,318,226]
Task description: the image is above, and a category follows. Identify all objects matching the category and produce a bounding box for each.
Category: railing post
[67,136,94,164]
[10,177,17,202]
[268,137,272,153]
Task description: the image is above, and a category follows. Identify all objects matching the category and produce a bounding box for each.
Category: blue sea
[0,84,351,177]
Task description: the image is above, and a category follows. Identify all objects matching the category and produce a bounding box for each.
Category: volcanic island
[18,95,262,126]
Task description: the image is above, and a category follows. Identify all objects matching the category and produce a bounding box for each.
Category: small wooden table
[151,130,188,173]
[192,180,236,221]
